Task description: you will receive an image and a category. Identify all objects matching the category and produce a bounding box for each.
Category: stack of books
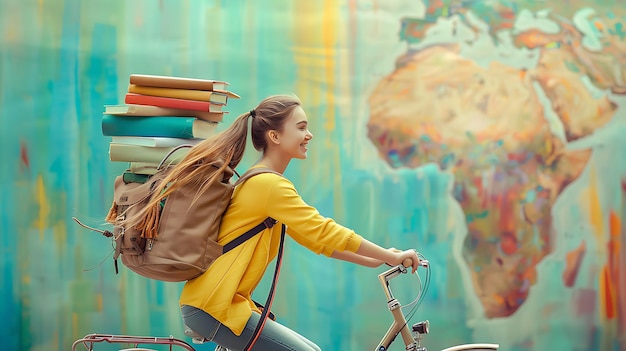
[102,74,240,176]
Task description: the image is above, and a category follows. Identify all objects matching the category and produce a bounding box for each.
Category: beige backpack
[95,162,282,282]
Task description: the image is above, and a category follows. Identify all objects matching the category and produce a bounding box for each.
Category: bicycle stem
[378,260,429,301]
[378,265,406,301]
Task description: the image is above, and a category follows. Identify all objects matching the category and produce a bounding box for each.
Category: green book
[122,171,151,184]
[101,115,218,139]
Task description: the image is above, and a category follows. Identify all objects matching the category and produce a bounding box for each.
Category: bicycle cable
[400,252,430,310]
[395,252,432,335]
[400,270,422,309]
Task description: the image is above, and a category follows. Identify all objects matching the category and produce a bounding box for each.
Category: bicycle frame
[375,262,426,351]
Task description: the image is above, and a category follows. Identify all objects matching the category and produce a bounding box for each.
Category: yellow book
[128,84,231,104]
[130,74,231,92]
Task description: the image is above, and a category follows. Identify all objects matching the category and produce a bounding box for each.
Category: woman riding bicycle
[152,94,420,351]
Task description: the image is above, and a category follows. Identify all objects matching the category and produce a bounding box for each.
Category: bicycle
[71,254,499,351]
[372,255,499,351]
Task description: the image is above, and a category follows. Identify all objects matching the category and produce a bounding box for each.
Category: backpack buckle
[263,217,277,229]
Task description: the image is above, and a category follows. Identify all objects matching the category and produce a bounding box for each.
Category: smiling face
[274,106,313,160]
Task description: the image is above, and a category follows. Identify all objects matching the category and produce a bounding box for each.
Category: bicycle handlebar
[402,258,430,269]
[378,256,430,302]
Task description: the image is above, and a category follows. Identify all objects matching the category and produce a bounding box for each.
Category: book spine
[109,144,191,163]
[104,104,225,121]
[129,75,227,91]
[102,115,198,138]
[195,111,225,123]
[111,136,202,147]
[104,104,195,117]
[125,93,221,112]
[128,84,227,104]
[129,162,160,175]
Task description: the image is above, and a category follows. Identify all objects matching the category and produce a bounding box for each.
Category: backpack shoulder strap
[233,166,282,186]
[222,167,283,254]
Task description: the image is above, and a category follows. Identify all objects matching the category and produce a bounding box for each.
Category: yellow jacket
[179,168,363,336]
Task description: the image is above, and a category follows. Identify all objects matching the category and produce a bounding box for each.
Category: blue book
[101,115,218,139]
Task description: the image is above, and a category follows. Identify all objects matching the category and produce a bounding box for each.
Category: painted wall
[1,0,624,350]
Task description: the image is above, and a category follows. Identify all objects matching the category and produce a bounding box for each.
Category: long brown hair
[105,94,302,238]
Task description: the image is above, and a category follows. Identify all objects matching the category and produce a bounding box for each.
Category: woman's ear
[268,130,280,145]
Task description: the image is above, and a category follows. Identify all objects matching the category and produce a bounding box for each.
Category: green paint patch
[564,60,581,73]
[613,22,626,39]
[546,42,560,49]
[466,210,489,222]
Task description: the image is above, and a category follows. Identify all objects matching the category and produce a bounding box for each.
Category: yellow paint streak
[54,195,67,244]
[38,0,45,23]
[53,331,59,351]
[291,46,338,55]
[322,0,337,132]
[72,312,78,340]
[545,138,553,155]
[292,1,345,219]
[292,1,339,127]
[293,2,318,99]
[5,3,19,43]
[321,0,345,221]
[35,174,50,240]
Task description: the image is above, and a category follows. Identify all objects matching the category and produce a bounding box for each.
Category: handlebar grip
[402,258,413,267]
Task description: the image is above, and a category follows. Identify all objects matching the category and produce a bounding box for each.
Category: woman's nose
[306,130,313,139]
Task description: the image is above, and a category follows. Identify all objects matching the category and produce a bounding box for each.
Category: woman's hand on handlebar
[387,248,420,273]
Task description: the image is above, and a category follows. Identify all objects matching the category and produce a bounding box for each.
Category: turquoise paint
[1,0,625,350]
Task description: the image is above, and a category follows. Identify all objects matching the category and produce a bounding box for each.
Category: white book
[108,143,191,163]
[111,136,203,147]
[103,104,225,123]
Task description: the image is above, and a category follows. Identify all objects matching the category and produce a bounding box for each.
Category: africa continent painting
[362,0,625,349]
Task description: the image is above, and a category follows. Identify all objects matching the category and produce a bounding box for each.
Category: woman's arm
[330,250,384,268]
[354,238,420,272]
[331,239,420,271]
[261,176,419,270]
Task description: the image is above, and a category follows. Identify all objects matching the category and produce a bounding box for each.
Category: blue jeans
[181,305,321,351]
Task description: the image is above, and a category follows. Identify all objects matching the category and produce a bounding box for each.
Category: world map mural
[365,0,625,348]
[1,0,624,350]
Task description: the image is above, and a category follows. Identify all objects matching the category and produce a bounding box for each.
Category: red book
[124,93,223,113]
